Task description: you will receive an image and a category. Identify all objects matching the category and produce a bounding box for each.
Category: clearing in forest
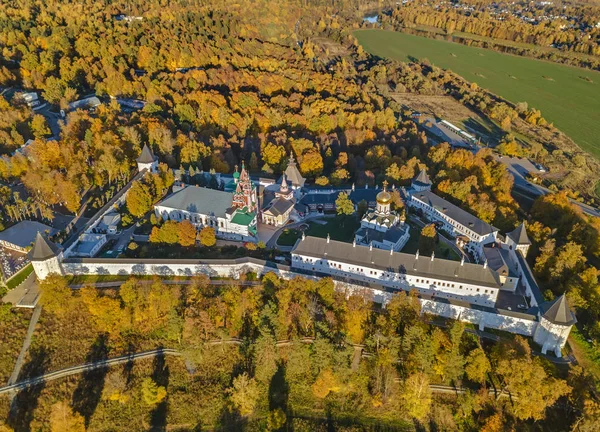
[354,29,600,159]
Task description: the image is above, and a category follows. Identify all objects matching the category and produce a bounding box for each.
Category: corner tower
[533,295,576,357]
[411,168,432,192]
[136,144,158,173]
[29,232,64,280]
[506,222,532,257]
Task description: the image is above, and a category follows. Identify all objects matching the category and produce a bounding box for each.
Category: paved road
[494,154,600,218]
[267,214,334,250]
[36,105,63,139]
[109,224,137,255]
[7,305,42,388]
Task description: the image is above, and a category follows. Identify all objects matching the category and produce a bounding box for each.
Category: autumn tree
[312,369,340,399]
[335,192,355,218]
[227,373,260,416]
[126,181,153,218]
[30,114,51,139]
[198,226,216,247]
[401,372,432,421]
[178,220,197,246]
[80,287,130,340]
[419,223,437,256]
[39,274,74,318]
[149,220,180,244]
[50,401,85,432]
[465,347,491,385]
[299,151,324,178]
[492,336,571,420]
[141,377,167,406]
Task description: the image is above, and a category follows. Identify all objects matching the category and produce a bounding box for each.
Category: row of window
[294,255,494,296]
[411,198,483,242]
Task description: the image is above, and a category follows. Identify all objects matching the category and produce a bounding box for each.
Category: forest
[0,273,588,431]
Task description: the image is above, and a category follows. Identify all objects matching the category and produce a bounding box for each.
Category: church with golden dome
[354,181,410,251]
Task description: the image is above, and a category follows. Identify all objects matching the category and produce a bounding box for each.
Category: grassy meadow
[354,29,600,159]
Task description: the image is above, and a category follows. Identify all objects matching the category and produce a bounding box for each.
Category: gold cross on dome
[382,180,388,191]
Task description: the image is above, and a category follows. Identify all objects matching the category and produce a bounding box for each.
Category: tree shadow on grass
[8,347,49,431]
[123,342,137,385]
[268,362,289,412]
[214,405,247,432]
[150,349,169,431]
[72,334,109,427]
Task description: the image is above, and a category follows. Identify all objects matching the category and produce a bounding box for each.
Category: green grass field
[6,263,33,289]
[354,29,600,158]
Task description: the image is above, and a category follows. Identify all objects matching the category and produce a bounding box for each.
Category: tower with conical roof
[411,168,432,192]
[280,152,305,194]
[29,232,64,280]
[533,294,576,357]
[275,174,293,201]
[506,222,532,256]
[136,144,158,173]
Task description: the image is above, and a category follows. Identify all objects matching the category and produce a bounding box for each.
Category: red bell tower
[231,162,257,212]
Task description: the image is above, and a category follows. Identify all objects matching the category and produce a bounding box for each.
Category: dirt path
[7,305,42,387]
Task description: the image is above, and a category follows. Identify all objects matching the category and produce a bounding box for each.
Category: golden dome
[376,190,391,204]
[376,180,391,204]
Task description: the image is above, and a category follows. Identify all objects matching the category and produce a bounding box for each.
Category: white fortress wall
[61,258,541,345]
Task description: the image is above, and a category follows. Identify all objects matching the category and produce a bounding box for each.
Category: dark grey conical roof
[413,168,431,186]
[136,144,156,164]
[29,232,61,261]
[542,295,577,326]
[282,152,305,188]
[507,222,531,245]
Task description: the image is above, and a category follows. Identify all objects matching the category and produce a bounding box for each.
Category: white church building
[354,181,410,251]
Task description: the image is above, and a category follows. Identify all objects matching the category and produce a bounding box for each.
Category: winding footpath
[0,341,512,400]
[1,348,180,396]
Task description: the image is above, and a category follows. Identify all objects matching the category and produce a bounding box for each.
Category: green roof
[231,209,256,227]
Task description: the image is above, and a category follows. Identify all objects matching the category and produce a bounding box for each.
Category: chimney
[415,250,419,260]
[431,251,435,262]
[352,239,356,247]
[352,183,355,191]
[326,233,330,244]
[390,248,393,256]
[483,259,488,269]
[301,232,305,241]
[369,242,373,251]
[460,255,465,266]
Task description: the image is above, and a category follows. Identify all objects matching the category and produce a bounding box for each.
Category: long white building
[291,234,575,357]
[404,172,498,260]
[292,235,501,307]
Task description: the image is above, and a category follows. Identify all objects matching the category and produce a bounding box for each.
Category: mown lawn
[277,217,360,247]
[354,29,600,159]
[402,220,460,261]
[6,263,33,289]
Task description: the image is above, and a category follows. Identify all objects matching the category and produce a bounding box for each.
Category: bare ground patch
[313,37,350,58]
[392,93,501,144]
